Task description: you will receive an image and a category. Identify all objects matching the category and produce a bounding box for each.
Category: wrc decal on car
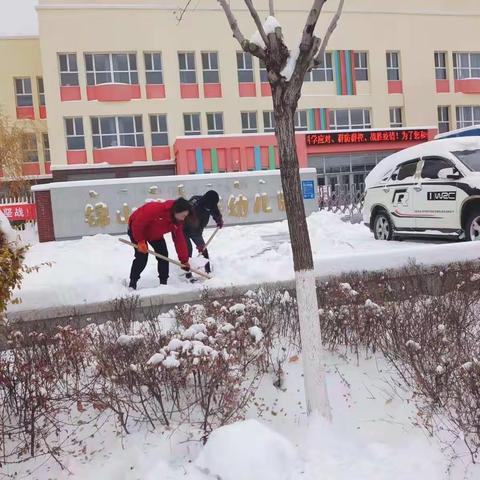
[426,191,456,201]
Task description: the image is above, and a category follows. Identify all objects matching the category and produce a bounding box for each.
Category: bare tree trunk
[272,87,332,419]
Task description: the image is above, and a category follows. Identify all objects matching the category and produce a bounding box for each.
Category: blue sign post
[301,180,315,200]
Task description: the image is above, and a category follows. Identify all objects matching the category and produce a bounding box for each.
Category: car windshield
[452,149,480,171]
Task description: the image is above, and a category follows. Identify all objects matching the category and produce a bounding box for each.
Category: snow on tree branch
[313,0,345,66]
[244,0,270,48]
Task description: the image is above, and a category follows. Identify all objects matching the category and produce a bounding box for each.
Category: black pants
[128,229,169,284]
[185,229,211,274]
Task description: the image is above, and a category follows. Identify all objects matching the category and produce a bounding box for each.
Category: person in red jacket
[127,198,192,289]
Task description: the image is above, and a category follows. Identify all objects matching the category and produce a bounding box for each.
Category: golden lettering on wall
[116,203,131,224]
[254,193,273,214]
[85,202,111,227]
[228,194,249,217]
[177,184,186,198]
[277,191,285,211]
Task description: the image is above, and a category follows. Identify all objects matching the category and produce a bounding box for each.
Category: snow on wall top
[365,137,480,188]
[32,168,317,191]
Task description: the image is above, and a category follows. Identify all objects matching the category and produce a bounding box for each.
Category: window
[91,116,144,148]
[386,51,400,81]
[150,114,168,146]
[22,133,38,163]
[42,133,50,162]
[58,53,79,86]
[392,161,418,181]
[65,117,85,150]
[329,108,371,130]
[421,157,453,180]
[241,111,257,133]
[305,52,333,82]
[263,111,275,133]
[456,106,480,129]
[434,52,447,80]
[178,52,197,84]
[389,107,403,128]
[237,52,254,83]
[15,78,33,107]
[144,52,163,84]
[437,106,450,134]
[453,52,480,80]
[37,77,45,106]
[294,110,308,131]
[259,59,269,83]
[202,52,219,84]
[85,53,138,85]
[206,112,224,135]
[354,52,369,81]
[183,113,201,136]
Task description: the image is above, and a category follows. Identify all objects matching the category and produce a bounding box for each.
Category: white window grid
[65,117,85,150]
[15,78,33,107]
[386,52,400,81]
[178,52,197,84]
[42,133,50,162]
[456,106,480,129]
[91,116,144,148]
[206,112,224,135]
[437,106,450,134]
[294,110,308,131]
[259,59,269,83]
[434,52,447,80]
[263,111,275,132]
[329,108,371,130]
[144,52,163,84]
[305,52,333,82]
[58,53,79,86]
[150,114,169,146]
[354,52,369,81]
[85,53,138,85]
[202,52,220,84]
[23,133,38,163]
[389,107,403,128]
[453,52,480,80]
[184,113,201,136]
[241,111,257,133]
[237,52,254,83]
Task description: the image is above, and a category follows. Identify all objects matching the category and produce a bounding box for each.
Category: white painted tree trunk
[295,269,332,419]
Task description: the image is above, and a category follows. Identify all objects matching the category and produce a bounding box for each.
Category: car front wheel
[465,208,480,241]
[373,211,394,241]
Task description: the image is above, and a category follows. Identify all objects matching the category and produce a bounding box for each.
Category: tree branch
[313,0,344,66]
[217,0,247,48]
[269,0,275,16]
[299,0,327,51]
[244,0,270,48]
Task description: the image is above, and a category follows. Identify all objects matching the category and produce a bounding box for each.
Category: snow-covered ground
[9,211,480,313]
[4,351,477,480]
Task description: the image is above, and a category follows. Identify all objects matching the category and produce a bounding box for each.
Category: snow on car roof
[365,136,480,188]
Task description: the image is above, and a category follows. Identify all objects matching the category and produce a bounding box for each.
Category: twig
[244,0,270,48]
[217,0,247,47]
[176,0,194,24]
[313,0,345,66]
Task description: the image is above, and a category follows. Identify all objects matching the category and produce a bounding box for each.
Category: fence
[318,184,365,223]
[0,195,37,230]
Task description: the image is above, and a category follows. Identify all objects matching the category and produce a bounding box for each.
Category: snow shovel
[119,238,211,280]
[198,226,220,257]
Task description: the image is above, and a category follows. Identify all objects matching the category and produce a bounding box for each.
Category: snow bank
[195,419,298,480]
[0,210,19,245]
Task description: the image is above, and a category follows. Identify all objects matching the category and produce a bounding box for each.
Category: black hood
[200,190,219,209]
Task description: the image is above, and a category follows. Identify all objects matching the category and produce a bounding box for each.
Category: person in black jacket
[184,190,223,278]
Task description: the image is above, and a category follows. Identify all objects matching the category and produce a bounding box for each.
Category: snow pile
[195,419,298,480]
[250,16,281,48]
[116,334,144,347]
[0,210,20,245]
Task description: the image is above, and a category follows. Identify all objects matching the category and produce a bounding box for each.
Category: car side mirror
[438,167,461,180]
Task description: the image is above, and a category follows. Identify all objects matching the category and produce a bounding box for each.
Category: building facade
[1,0,480,191]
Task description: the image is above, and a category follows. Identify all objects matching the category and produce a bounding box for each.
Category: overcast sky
[0,0,38,36]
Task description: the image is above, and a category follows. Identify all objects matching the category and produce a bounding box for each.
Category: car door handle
[414,185,422,192]
[383,187,390,193]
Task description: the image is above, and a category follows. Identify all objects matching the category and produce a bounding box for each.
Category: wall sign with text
[306,129,430,146]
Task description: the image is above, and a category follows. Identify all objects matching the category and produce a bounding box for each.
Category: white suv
[362,137,480,241]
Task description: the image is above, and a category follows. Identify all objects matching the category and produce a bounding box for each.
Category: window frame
[183,113,201,136]
[456,105,480,129]
[294,110,308,131]
[22,133,38,163]
[329,108,372,130]
[434,52,448,80]
[91,115,144,149]
[58,53,79,86]
[354,51,369,81]
[202,52,220,84]
[144,52,163,85]
[14,77,33,107]
[85,53,139,86]
[37,77,45,106]
[241,111,258,134]
[149,114,169,146]
[304,52,333,82]
[389,107,403,128]
[437,106,450,134]
[263,111,276,133]
[178,52,197,84]
[65,117,85,150]
[386,51,401,81]
[237,51,255,83]
[453,52,480,80]
[206,112,224,135]
[42,133,50,162]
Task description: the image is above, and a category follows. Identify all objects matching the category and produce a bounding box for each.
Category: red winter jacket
[128,200,189,264]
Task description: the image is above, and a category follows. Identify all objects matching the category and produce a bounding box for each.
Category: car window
[396,161,418,181]
[421,157,454,179]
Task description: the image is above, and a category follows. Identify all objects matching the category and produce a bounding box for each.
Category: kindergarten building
[1,0,480,194]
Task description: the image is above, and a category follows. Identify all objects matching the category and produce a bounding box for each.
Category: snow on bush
[196,419,298,480]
